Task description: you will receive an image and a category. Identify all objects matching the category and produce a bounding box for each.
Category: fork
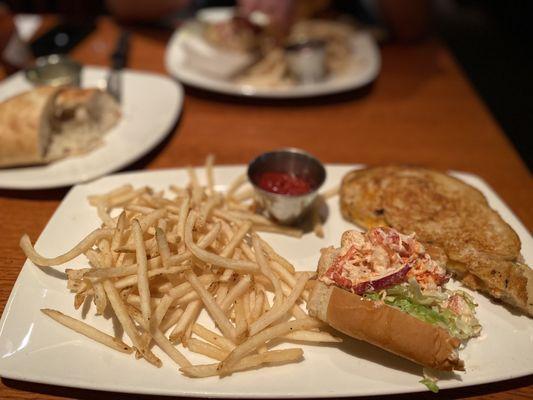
[106,30,130,102]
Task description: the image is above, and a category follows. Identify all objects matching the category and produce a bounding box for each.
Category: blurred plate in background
[0,67,183,190]
[165,7,380,98]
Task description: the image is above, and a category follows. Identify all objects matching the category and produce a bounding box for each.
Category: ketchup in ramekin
[256,172,312,196]
[247,149,326,224]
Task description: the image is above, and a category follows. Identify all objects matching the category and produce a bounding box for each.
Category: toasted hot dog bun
[307,247,464,371]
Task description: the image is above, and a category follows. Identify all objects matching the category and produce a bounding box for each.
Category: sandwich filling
[320,228,481,340]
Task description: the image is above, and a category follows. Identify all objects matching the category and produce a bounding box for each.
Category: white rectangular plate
[0,67,183,189]
[0,165,531,397]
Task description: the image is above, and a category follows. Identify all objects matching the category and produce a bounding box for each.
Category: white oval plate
[165,7,381,98]
[0,67,183,190]
[0,165,531,397]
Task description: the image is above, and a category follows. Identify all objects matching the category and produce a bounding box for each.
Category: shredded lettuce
[420,378,439,393]
[363,281,481,340]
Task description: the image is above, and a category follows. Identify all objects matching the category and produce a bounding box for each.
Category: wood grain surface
[0,16,531,400]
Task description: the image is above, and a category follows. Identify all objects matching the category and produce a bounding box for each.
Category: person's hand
[239,0,295,36]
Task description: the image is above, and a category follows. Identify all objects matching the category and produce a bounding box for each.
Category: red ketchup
[256,172,312,196]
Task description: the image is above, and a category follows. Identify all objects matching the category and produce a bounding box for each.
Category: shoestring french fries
[20,155,341,377]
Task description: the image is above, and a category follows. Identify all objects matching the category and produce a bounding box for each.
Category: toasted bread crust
[340,166,531,316]
[0,86,59,168]
[308,281,463,371]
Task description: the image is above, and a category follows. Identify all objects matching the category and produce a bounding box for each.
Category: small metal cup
[285,39,327,83]
[25,54,82,86]
[247,149,326,225]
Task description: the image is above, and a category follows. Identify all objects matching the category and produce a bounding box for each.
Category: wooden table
[0,16,531,400]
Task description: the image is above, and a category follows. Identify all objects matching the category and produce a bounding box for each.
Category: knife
[106,30,130,102]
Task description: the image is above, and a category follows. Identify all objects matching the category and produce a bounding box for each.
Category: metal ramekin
[247,148,326,225]
[285,39,327,83]
[25,54,82,86]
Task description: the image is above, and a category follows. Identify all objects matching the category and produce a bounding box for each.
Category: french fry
[205,154,215,196]
[196,221,222,250]
[311,205,325,239]
[160,307,184,332]
[234,296,248,337]
[135,209,167,234]
[97,202,115,228]
[249,273,311,335]
[192,323,236,352]
[184,212,258,273]
[219,274,252,311]
[132,220,151,328]
[85,256,162,279]
[250,236,283,319]
[87,184,133,206]
[239,242,256,261]
[20,229,113,267]
[125,204,155,214]
[250,290,265,322]
[41,309,133,353]
[176,290,200,306]
[105,187,148,208]
[151,328,192,368]
[215,282,229,305]
[114,266,190,290]
[257,237,295,273]
[269,260,297,288]
[218,318,321,374]
[232,187,254,202]
[102,280,162,367]
[182,349,304,378]
[225,210,274,226]
[164,274,215,305]
[321,184,339,199]
[226,173,247,199]
[197,194,221,228]
[187,166,203,205]
[93,282,108,315]
[220,221,252,258]
[111,212,127,263]
[125,294,161,309]
[186,338,229,361]
[253,225,303,238]
[185,270,237,342]
[176,194,190,241]
[170,300,202,343]
[282,330,342,343]
[212,209,242,225]
[243,290,252,325]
